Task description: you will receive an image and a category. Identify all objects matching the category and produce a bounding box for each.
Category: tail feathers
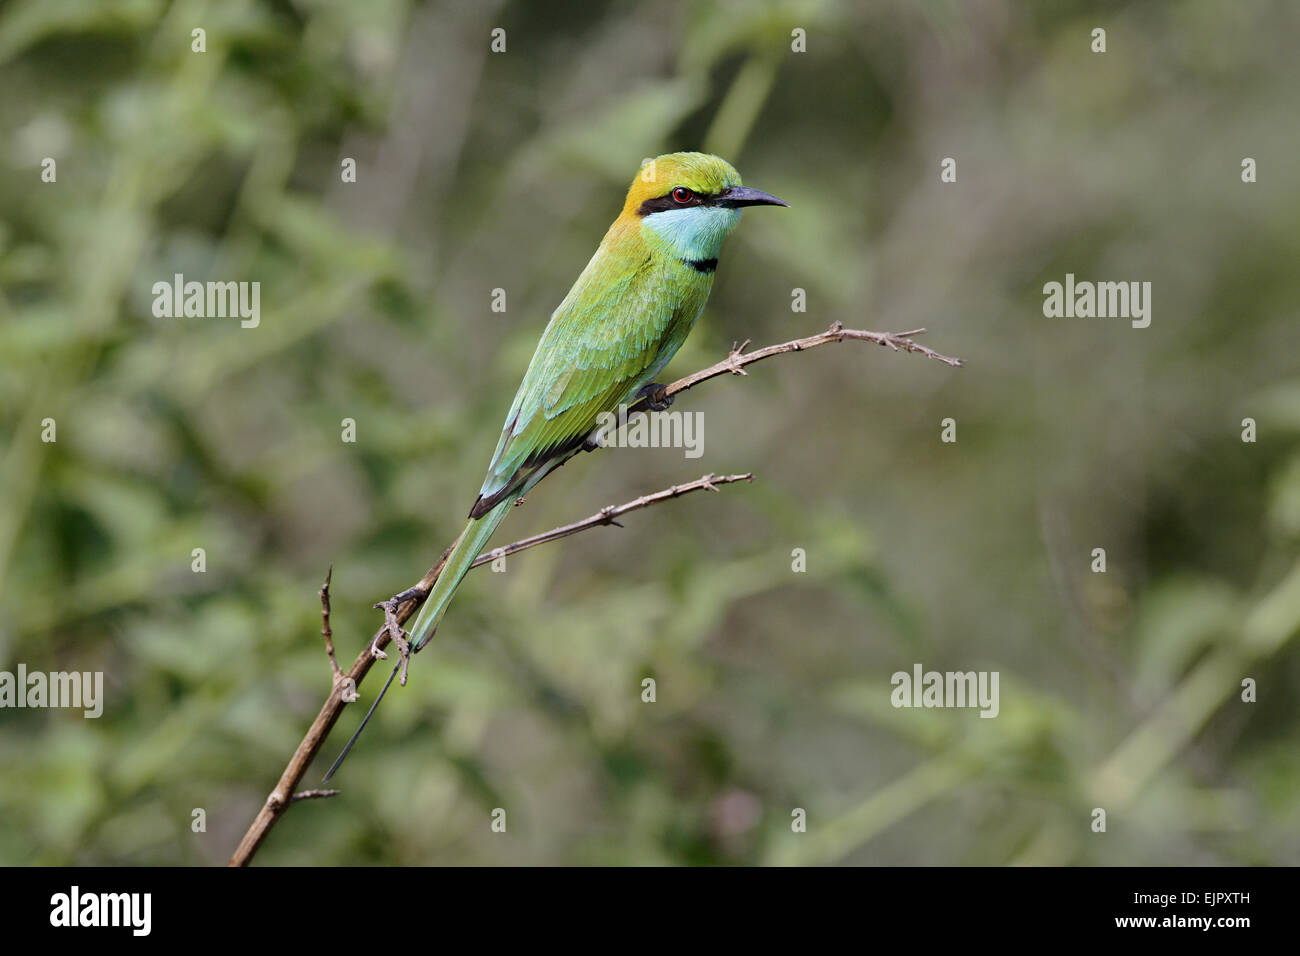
[408,496,514,652]
[321,661,400,782]
[321,497,512,781]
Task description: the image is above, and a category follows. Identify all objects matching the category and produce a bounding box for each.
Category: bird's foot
[370,592,417,686]
[635,383,674,411]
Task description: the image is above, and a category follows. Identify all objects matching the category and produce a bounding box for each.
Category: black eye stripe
[636,190,715,217]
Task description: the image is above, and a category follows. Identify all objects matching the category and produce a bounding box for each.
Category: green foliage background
[1,0,1298,865]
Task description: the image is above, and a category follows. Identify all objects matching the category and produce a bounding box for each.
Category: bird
[323,152,787,779]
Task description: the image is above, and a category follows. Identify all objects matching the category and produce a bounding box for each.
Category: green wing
[471,251,702,517]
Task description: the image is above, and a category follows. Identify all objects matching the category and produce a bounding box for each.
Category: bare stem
[227,474,754,865]
[320,565,341,679]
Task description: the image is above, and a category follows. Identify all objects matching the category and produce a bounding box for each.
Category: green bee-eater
[325,152,786,778]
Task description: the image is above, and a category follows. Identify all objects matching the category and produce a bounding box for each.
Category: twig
[471,473,752,564]
[628,323,962,415]
[320,565,357,702]
[227,473,754,865]
[320,565,340,678]
[227,323,963,866]
[290,789,341,803]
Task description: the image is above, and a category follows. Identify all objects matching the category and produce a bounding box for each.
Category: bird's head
[623,152,788,262]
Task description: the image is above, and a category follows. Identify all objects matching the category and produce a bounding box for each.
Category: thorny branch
[625,323,961,415]
[473,472,752,561]
[228,323,963,866]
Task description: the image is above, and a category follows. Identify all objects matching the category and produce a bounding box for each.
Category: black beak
[714,186,790,208]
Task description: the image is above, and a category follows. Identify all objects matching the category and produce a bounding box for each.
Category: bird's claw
[636,382,674,411]
[371,597,412,686]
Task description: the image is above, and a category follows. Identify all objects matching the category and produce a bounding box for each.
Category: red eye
[671,187,693,203]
